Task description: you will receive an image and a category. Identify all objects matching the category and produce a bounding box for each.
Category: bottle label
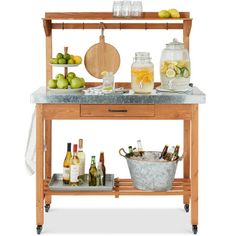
[70,165,79,183]
[79,158,85,175]
[63,167,70,180]
[78,153,85,175]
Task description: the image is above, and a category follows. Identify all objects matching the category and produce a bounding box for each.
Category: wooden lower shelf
[44,178,191,197]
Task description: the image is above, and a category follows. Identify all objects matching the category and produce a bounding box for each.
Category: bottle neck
[67,143,71,152]
[91,156,96,165]
[99,152,104,164]
[174,146,180,155]
[78,139,83,151]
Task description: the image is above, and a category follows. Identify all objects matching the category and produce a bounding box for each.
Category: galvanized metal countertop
[31,86,206,104]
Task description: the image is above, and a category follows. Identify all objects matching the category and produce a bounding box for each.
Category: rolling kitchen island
[31,83,205,234]
[31,11,206,234]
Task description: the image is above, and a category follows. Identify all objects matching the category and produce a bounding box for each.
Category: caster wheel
[192,225,198,234]
[184,204,189,213]
[45,204,50,213]
[36,225,42,234]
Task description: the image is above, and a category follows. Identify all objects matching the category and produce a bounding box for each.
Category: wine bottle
[69,144,80,186]
[78,139,85,176]
[63,143,72,184]
[96,162,103,186]
[172,145,180,161]
[159,145,168,159]
[89,156,97,186]
[137,140,144,156]
[99,152,106,186]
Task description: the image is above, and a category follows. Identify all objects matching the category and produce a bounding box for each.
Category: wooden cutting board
[84,34,120,79]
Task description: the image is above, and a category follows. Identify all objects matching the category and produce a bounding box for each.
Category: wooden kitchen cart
[32,12,205,234]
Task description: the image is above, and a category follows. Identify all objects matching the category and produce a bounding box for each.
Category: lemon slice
[101,71,108,76]
[166,68,176,78]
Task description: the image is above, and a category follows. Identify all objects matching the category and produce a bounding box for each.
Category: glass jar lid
[166,38,184,50]
[135,52,151,59]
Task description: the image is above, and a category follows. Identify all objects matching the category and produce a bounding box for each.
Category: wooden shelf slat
[44,178,191,197]
[44,12,190,21]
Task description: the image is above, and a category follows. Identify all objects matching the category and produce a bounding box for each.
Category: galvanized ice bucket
[119,150,180,191]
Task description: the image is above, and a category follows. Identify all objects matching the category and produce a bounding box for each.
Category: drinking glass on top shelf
[131,1,143,17]
[112,1,123,17]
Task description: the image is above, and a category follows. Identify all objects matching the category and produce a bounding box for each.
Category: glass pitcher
[131,52,154,94]
[160,39,191,91]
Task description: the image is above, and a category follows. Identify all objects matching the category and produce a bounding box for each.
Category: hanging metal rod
[51,22,183,30]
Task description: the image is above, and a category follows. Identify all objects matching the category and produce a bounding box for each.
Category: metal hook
[82,22,85,30]
[100,22,105,35]
[166,22,169,30]
[62,22,64,30]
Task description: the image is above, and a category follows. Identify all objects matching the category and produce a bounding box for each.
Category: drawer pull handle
[108,109,128,113]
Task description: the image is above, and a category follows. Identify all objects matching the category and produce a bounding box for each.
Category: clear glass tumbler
[131,1,143,17]
[121,0,132,17]
[102,72,115,93]
[112,1,123,17]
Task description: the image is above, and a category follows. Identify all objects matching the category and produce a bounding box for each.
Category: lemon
[160,64,168,74]
[73,55,82,64]
[177,60,188,68]
[103,87,112,90]
[166,68,176,78]
[168,9,180,18]
[101,71,108,76]
[159,10,171,18]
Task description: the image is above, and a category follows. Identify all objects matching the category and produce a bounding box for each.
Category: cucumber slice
[181,68,190,78]
[174,66,181,75]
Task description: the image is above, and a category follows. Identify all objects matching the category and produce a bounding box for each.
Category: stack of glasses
[112,1,143,17]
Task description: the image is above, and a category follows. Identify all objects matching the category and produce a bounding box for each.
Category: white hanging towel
[25,109,46,175]
[25,109,36,175]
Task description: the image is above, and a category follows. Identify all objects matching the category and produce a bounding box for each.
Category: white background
[1,0,236,235]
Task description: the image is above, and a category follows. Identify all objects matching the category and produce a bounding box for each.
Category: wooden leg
[183,120,190,206]
[191,105,198,226]
[36,104,44,226]
[45,120,52,206]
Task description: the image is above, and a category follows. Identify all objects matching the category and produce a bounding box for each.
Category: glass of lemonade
[102,72,115,93]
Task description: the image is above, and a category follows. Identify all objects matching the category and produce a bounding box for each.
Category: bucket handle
[119,148,127,157]
[177,154,184,161]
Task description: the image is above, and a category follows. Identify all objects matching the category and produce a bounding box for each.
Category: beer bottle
[96,162,103,186]
[99,152,106,186]
[172,145,180,161]
[89,156,97,186]
[160,145,168,159]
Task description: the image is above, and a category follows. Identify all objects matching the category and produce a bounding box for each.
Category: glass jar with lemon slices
[131,52,154,94]
[160,39,191,91]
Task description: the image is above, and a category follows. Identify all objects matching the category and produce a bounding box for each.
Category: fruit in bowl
[48,79,57,89]
[50,52,82,65]
[48,72,85,90]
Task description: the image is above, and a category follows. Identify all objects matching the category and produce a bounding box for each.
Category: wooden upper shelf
[44,12,191,21]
